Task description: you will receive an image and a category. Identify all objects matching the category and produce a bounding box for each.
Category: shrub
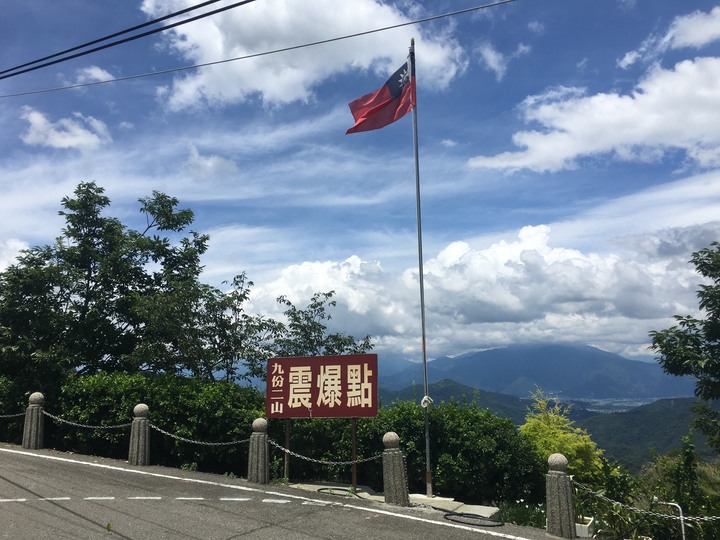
[267,399,545,504]
[633,436,720,540]
[54,372,265,475]
[520,389,606,487]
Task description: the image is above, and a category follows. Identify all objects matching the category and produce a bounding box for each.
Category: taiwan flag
[346,51,416,134]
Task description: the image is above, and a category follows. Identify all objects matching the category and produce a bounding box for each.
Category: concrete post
[546,453,576,539]
[22,392,44,449]
[128,403,150,466]
[382,431,410,506]
[247,418,269,484]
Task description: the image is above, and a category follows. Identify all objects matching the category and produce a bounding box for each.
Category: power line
[0,0,260,82]
[0,0,517,99]
[0,0,227,77]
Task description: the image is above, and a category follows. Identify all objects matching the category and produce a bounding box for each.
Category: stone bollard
[382,431,410,506]
[247,418,269,484]
[546,453,576,539]
[128,403,150,466]
[22,392,45,450]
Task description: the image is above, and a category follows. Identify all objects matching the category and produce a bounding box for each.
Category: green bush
[53,372,265,475]
[0,374,24,444]
[267,400,545,504]
[11,376,544,506]
[520,389,606,487]
[498,500,546,528]
[632,436,720,540]
[430,400,545,503]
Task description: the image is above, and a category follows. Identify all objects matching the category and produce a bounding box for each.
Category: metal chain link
[0,412,25,419]
[149,423,249,447]
[574,481,720,524]
[43,410,132,430]
[268,438,382,466]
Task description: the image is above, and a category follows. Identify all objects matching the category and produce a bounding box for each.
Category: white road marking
[39,497,71,501]
[175,497,205,500]
[0,447,536,539]
[127,496,162,500]
[219,497,251,501]
[262,498,290,504]
[84,497,115,500]
[344,504,531,540]
[0,498,27,502]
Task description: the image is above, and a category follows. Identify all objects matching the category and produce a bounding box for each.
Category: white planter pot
[575,516,595,538]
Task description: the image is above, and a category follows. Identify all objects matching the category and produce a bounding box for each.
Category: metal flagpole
[409,38,433,498]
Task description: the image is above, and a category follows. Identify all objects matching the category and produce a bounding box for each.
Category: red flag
[346,51,416,134]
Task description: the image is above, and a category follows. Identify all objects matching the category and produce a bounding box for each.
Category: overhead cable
[0,0,226,77]
[0,0,517,99]
[0,0,260,82]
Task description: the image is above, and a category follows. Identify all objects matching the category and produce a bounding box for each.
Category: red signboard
[265,354,378,418]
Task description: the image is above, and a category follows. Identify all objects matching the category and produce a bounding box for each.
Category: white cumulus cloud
[476,42,530,81]
[0,239,27,271]
[183,145,239,182]
[72,65,115,84]
[20,107,112,150]
[619,6,720,69]
[241,221,707,360]
[467,57,720,172]
[141,0,466,110]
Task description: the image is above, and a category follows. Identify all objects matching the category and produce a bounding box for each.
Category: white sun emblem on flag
[398,67,410,88]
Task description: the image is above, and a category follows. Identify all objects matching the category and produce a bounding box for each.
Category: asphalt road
[0,444,556,540]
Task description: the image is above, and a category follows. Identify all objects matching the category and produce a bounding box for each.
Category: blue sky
[1,0,720,363]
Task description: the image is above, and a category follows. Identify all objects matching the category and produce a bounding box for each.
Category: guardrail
[2,391,410,506]
[6,393,718,535]
[546,452,718,539]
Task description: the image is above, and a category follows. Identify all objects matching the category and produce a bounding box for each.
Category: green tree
[636,435,720,540]
[0,182,376,407]
[0,182,267,404]
[55,372,265,474]
[272,291,372,357]
[650,242,720,453]
[519,389,605,486]
[267,400,544,504]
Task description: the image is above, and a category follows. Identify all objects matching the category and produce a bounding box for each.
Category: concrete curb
[287,481,501,520]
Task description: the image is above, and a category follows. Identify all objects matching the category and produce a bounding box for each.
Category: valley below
[378,344,711,472]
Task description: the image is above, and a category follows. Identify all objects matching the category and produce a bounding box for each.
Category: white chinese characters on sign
[266,355,378,418]
[346,363,373,408]
[316,365,342,407]
[269,362,285,415]
[287,366,312,409]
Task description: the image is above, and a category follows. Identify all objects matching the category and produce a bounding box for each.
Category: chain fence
[43,410,132,430]
[5,407,252,447]
[149,423,250,447]
[39,410,252,447]
[574,481,720,524]
[268,438,382,466]
[4,405,378,464]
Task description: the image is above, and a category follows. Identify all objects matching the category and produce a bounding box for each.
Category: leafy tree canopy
[0,182,372,405]
[520,389,606,486]
[651,242,720,453]
[273,291,372,358]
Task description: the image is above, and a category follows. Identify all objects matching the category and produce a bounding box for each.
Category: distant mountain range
[379,344,695,399]
[578,397,716,471]
[379,379,531,424]
[379,378,714,471]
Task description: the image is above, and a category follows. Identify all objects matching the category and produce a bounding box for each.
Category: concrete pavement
[0,444,561,539]
[289,481,502,521]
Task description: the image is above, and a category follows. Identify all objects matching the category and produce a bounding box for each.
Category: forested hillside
[381,344,695,398]
[579,398,718,471]
[381,380,716,472]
